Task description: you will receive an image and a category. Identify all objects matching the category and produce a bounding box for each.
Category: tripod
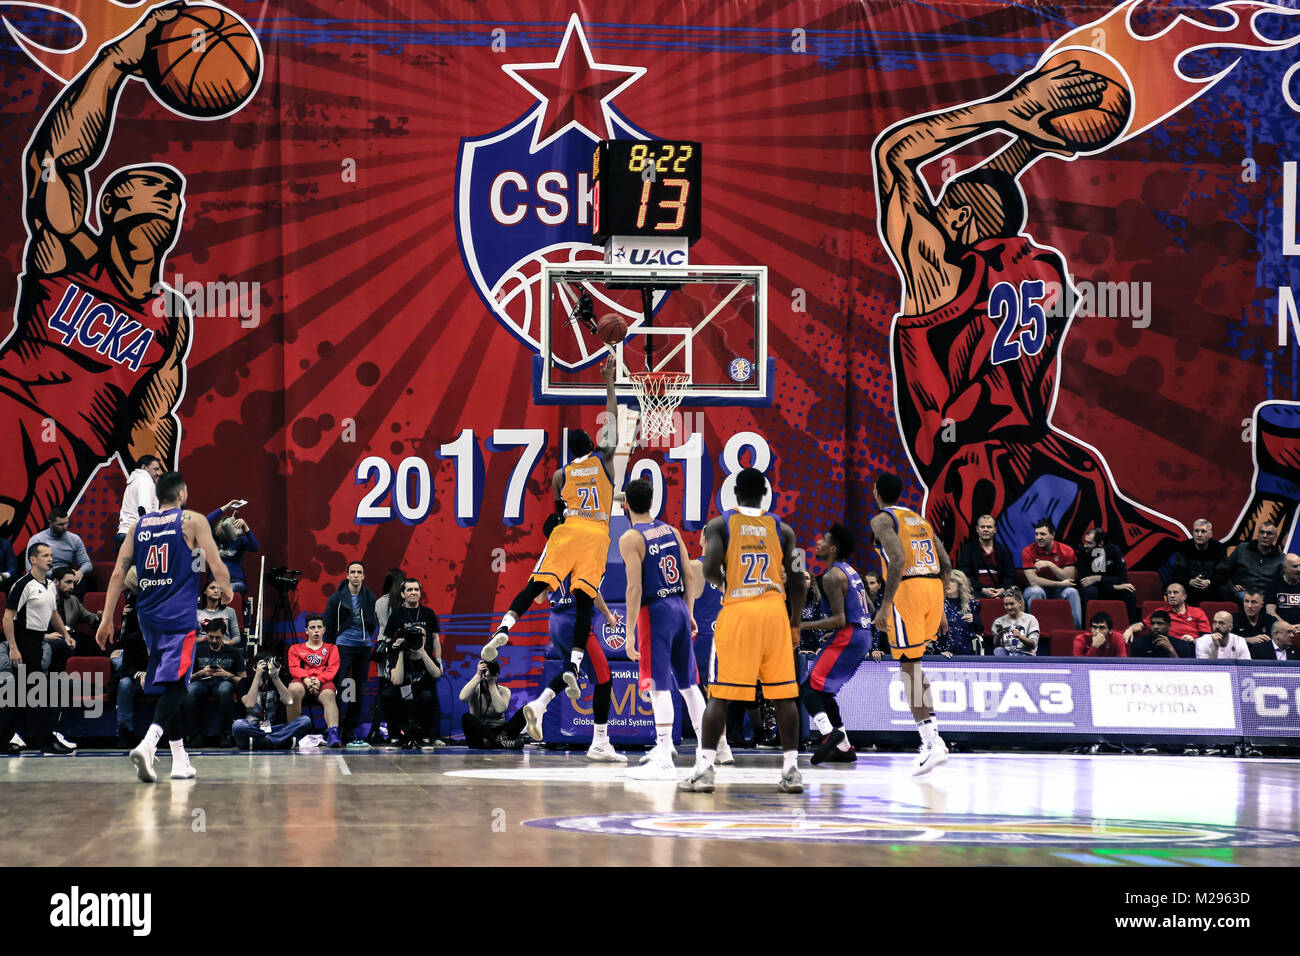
[267,585,300,644]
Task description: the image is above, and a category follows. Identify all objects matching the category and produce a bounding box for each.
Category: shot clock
[592,139,702,244]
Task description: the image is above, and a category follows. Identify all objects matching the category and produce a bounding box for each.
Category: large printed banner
[836,658,1300,740]
[3,1,1300,701]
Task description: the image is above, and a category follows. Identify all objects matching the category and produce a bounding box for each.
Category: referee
[1,542,74,754]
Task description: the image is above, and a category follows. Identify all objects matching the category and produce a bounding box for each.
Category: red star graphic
[503,14,645,151]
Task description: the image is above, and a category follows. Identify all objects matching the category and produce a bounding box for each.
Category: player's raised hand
[109,1,186,73]
[1004,60,1105,152]
[600,355,617,385]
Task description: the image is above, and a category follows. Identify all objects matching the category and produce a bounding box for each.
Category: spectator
[48,565,99,665]
[375,568,406,634]
[862,571,883,613]
[197,580,242,647]
[0,542,73,753]
[1073,611,1127,657]
[1170,518,1231,605]
[25,507,93,596]
[0,537,17,585]
[1195,611,1251,660]
[1249,620,1300,662]
[1233,588,1278,655]
[1075,527,1138,624]
[115,455,162,548]
[114,595,150,748]
[1022,518,1081,628]
[1127,609,1179,658]
[798,570,828,653]
[184,619,245,748]
[1267,553,1300,626]
[287,614,342,747]
[232,655,311,750]
[377,609,443,749]
[1121,582,1207,658]
[1218,521,1284,601]
[211,515,259,597]
[383,578,441,662]
[931,570,982,656]
[955,513,1016,599]
[990,588,1039,656]
[460,659,529,749]
[324,560,379,746]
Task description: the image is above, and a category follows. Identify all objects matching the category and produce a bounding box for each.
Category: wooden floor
[2,746,1298,866]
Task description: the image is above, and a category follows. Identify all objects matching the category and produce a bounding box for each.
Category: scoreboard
[592,139,702,244]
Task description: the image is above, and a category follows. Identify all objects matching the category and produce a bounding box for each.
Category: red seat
[1049,630,1078,657]
[81,591,106,614]
[1014,568,1031,590]
[92,561,116,590]
[1200,601,1239,624]
[1141,600,1164,622]
[977,598,1002,634]
[65,656,112,703]
[1128,571,1164,606]
[1084,599,1130,631]
[1029,598,1075,633]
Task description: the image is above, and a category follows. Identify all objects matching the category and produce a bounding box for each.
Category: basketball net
[629,371,690,441]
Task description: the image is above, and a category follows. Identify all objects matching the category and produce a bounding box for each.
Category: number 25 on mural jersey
[989,279,1047,365]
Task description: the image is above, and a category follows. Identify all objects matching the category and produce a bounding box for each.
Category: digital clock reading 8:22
[591,139,702,243]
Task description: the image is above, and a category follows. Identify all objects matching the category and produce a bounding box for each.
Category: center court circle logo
[521,811,1300,847]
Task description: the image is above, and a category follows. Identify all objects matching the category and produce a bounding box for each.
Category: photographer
[232,655,311,750]
[460,659,528,749]
[184,619,246,747]
[287,614,342,747]
[378,580,443,749]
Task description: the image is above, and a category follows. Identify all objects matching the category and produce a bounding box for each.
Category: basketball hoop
[629,371,690,441]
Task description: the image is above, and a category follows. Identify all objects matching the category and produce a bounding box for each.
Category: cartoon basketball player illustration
[0,1,260,541]
[873,59,1190,567]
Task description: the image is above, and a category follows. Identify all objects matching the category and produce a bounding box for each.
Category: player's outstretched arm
[802,566,846,633]
[188,511,232,601]
[701,517,726,588]
[23,3,184,274]
[95,528,136,649]
[781,525,807,647]
[871,513,907,632]
[619,530,644,661]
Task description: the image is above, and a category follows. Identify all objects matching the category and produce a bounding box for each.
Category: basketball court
[3,748,1298,867]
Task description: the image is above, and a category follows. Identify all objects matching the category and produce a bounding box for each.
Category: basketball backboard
[533,262,772,407]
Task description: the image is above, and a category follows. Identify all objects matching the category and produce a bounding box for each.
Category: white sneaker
[912,737,949,776]
[522,701,545,740]
[170,759,197,779]
[626,751,678,781]
[639,745,677,766]
[130,742,157,783]
[9,733,24,748]
[586,740,628,763]
[561,669,581,701]
[716,738,736,766]
[481,632,509,662]
[53,731,77,751]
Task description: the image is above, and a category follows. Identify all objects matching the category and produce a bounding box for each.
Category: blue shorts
[637,597,697,692]
[808,626,871,695]
[548,611,610,684]
[143,626,198,686]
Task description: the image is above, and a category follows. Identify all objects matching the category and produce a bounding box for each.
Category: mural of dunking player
[0,0,260,541]
[874,0,1300,567]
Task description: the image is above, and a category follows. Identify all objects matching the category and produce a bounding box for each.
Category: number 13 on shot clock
[592,139,702,244]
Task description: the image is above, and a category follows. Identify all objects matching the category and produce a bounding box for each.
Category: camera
[481,658,500,678]
[268,566,302,590]
[396,622,425,652]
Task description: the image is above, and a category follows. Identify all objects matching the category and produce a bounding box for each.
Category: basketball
[144,5,262,118]
[1039,49,1131,153]
[597,313,628,345]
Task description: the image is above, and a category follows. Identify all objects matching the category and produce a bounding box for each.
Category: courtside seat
[1084,599,1130,631]
[1049,630,1077,657]
[1029,598,1074,633]
[1128,571,1164,605]
[1200,601,1239,623]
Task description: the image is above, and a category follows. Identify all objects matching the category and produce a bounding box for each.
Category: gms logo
[457,16,663,371]
[522,811,1300,848]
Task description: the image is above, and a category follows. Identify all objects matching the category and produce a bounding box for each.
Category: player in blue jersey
[799,524,872,765]
[517,513,620,755]
[619,479,707,780]
[97,471,230,782]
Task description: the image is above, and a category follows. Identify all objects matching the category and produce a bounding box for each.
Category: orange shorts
[530,520,608,598]
[707,594,797,701]
[882,576,944,660]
